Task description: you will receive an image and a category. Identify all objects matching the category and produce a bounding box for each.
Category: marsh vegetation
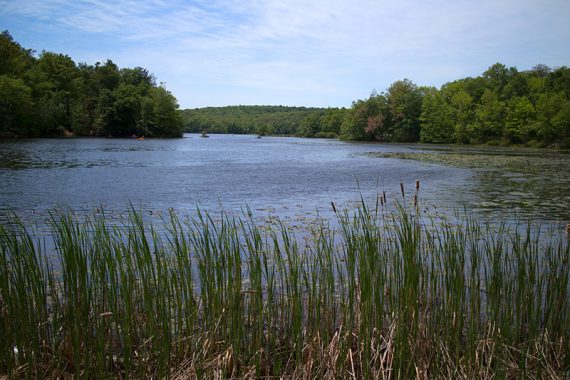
[1,199,568,378]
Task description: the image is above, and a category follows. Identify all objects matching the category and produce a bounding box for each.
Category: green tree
[0,75,33,136]
[449,90,475,143]
[146,86,184,137]
[341,99,371,140]
[483,63,517,98]
[387,79,423,142]
[70,63,100,135]
[527,76,546,103]
[101,84,141,137]
[474,89,505,142]
[0,31,34,77]
[531,64,551,78]
[419,87,453,143]
[120,67,155,88]
[505,96,535,142]
[181,105,325,136]
[534,91,570,143]
[94,60,120,91]
[320,108,345,135]
[451,77,487,103]
[365,93,389,141]
[546,66,570,98]
[0,32,184,138]
[502,72,529,99]
[36,51,79,131]
[341,94,388,141]
[300,111,323,137]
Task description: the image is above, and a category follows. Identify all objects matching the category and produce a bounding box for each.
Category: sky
[1,0,569,109]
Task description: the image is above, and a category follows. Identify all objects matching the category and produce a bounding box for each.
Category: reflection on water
[1,136,569,231]
[0,141,156,169]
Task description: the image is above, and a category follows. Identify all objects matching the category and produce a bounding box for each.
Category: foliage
[341,93,387,141]
[0,202,568,378]
[180,105,342,136]
[419,87,453,143]
[0,75,34,136]
[0,31,183,138]
[4,29,569,145]
[299,109,324,137]
[340,63,570,147]
[387,79,424,142]
[505,96,536,142]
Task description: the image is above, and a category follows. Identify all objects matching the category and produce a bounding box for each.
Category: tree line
[181,105,333,136]
[340,63,570,147]
[183,63,570,148]
[3,30,568,146]
[0,31,183,138]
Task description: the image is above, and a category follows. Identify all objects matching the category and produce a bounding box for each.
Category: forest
[0,31,183,138]
[2,31,569,146]
[342,64,570,147]
[183,64,570,148]
[181,105,330,136]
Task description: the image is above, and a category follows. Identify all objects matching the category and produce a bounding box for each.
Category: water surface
[1,134,568,230]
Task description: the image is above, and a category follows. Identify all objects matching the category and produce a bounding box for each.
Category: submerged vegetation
[1,199,569,378]
[367,148,570,221]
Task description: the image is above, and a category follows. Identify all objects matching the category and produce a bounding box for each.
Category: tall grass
[0,201,568,378]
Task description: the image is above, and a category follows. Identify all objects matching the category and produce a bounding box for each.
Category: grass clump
[0,203,569,379]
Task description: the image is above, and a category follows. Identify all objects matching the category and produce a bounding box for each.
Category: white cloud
[2,0,570,107]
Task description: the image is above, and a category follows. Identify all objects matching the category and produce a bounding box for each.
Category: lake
[1,134,569,231]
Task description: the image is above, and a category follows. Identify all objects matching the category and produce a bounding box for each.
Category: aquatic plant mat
[1,203,569,379]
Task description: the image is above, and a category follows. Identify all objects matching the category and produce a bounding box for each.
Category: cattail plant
[0,195,568,378]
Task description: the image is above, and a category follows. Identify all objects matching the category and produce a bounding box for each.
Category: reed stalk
[0,200,568,378]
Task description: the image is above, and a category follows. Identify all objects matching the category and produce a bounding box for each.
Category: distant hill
[180,105,328,135]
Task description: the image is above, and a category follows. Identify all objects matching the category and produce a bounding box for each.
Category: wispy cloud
[2,0,570,107]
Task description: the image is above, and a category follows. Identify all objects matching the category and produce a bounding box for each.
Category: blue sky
[1,0,569,109]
